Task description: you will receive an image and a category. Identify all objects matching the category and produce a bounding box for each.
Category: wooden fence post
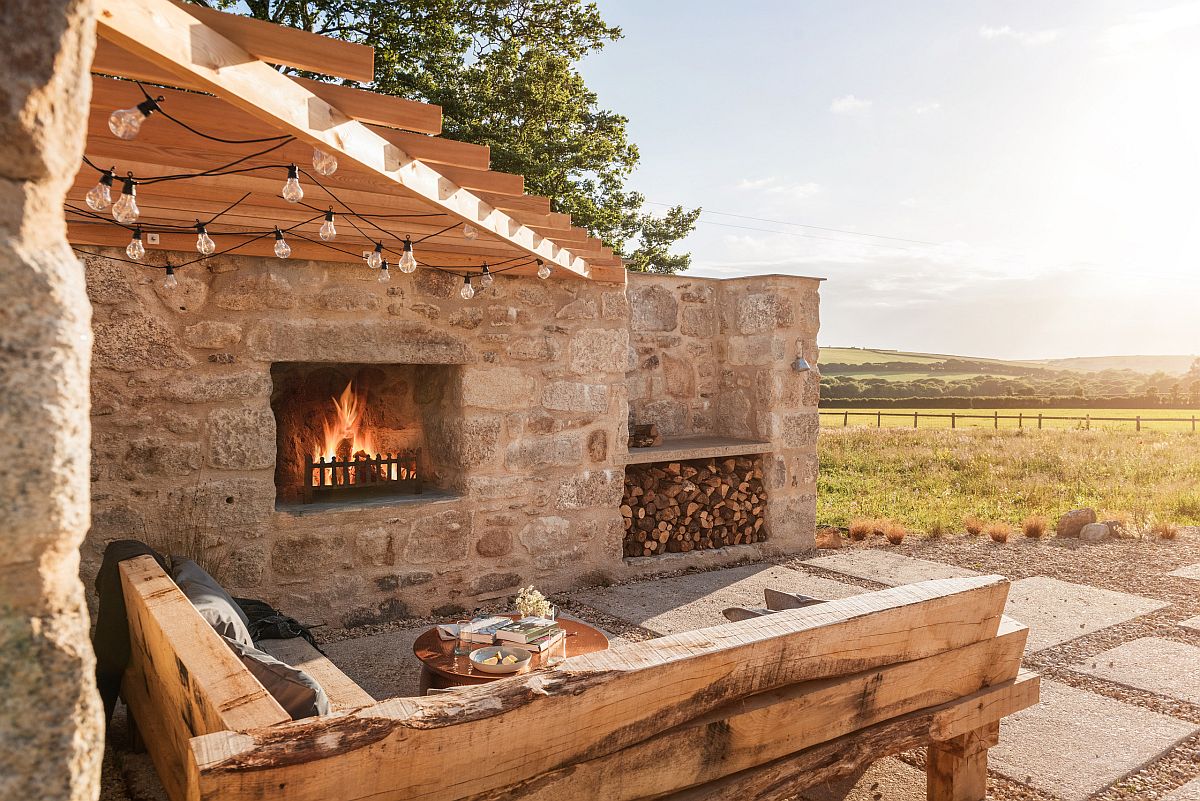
[1086,414,1090,430]
[1038,414,1043,430]
[877,411,882,428]
[1136,416,1141,432]
[843,411,849,427]
[914,412,919,429]
[1018,413,1023,429]
[1192,416,1196,433]
[993,411,998,430]
[951,413,956,429]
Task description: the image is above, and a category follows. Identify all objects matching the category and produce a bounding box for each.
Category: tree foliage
[211,0,698,272]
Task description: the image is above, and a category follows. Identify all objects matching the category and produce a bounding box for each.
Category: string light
[311,148,338,176]
[478,263,493,288]
[112,178,139,224]
[108,96,159,141]
[462,223,478,240]
[273,227,291,258]
[398,236,418,273]
[195,222,216,255]
[460,274,475,300]
[162,263,178,290]
[378,258,391,283]
[365,241,383,269]
[320,208,337,241]
[537,259,551,280]
[86,168,115,211]
[282,164,303,203]
[125,227,145,261]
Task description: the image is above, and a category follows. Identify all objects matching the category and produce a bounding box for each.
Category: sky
[579,0,1200,359]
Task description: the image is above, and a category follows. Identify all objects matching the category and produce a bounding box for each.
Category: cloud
[913,101,941,115]
[830,94,872,114]
[899,197,918,208]
[735,177,822,200]
[979,25,1059,46]
[1101,2,1200,50]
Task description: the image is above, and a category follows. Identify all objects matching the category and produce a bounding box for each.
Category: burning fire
[310,381,415,485]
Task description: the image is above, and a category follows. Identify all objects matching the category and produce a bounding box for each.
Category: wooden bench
[118,554,1039,801]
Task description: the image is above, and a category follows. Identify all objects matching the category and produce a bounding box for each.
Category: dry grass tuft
[1021,516,1048,539]
[871,519,888,537]
[964,516,985,536]
[925,520,951,539]
[986,522,1011,544]
[883,522,907,545]
[1152,521,1180,540]
[848,518,873,541]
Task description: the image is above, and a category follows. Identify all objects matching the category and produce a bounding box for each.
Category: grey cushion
[170,557,253,647]
[222,636,330,719]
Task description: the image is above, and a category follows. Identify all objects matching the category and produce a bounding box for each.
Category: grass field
[818,427,1200,532]
[820,407,1199,431]
[820,346,1197,375]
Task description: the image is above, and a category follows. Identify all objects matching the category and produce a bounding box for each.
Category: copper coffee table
[413,615,608,692]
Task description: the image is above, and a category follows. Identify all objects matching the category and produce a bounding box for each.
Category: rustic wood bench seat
[117,554,1039,801]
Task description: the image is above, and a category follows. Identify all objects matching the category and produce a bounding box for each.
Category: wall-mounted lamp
[792,356,812,373]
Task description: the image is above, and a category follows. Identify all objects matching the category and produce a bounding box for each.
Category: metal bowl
[469,646,532,675]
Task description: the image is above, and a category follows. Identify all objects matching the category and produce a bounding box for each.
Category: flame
[315,381,376,461]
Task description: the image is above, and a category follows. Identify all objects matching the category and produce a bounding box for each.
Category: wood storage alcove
[118,554,1038,801]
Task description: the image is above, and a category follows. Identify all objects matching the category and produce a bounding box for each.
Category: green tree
[211,0,699,272]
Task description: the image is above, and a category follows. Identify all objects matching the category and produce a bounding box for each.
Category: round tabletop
[413,615,609,688]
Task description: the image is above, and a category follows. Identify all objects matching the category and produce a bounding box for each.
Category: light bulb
[112,180,139,224]
[537,260,551,280]
[86,169,115,211]
[107,97,158,141]
[282,164,303,203]
[378,260,391,283]
[398,236,418,273]
[273,228,291,259]
[319,210,336,241]
[460,275,475,300]
[365,242,383,269]
[126,228,145,261]
[162,265,178,290]
[195,223,216,255]
[312,147,338,176]
[463,223,478,240]
[478,265,493,289]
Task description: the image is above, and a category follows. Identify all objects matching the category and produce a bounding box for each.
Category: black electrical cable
[131,81,294,146]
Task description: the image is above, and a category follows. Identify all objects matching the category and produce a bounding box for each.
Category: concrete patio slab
[1003,576,1168,653]
[800,756,925,801]
[990,679,1198,801]
[1164,777,1200,801]
[570,564,862,635]
[802,549,980,587]
[1180,615,1200,634]
[1169,563,1200,581]
[1070,637,1200,704]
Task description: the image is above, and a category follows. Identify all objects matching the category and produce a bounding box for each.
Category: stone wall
[84,250,628,625]
[83,253,821,626]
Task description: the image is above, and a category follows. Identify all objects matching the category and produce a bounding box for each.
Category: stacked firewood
[621,456,767,557]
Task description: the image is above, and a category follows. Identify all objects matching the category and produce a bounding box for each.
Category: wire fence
[820,409,1200,432]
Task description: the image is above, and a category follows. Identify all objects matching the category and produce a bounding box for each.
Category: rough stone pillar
[0,2,103,800]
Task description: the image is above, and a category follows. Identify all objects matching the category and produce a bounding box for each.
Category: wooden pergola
[72,0,626,283]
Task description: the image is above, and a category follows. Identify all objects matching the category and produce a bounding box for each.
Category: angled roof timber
[90,0,625,280]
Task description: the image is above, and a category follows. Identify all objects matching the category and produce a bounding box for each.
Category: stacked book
[457,616,565,652]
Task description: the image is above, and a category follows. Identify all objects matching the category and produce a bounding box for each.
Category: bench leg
[926,722,998,801]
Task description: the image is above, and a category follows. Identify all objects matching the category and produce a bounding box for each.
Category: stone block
[212,272,297,311]
[1003,576,1168,652]
[661,353,695,399]
[556,469,623,510]
[402,509,471,564]
[225,545,266,587]
[781,413,820,449]
[405,302,439,321]
[153,274,209,315]
[1168,563,1200,580]
[569,328,628,375]
[555,298,597,320]
[165,478,275,527]
[629,284,679,332]
[726,334,784,366]
[1070,637,1200,703]
[459,367,535,410]
[355,527,395,567]
[679,282,714,304]
[734,291,794,334]
[505,435,583,470]
[518,516,588,570]
[680,305,718,337]
[601,290,629,320]
[990,680,1197,801]
[159,371,271,404]
[803,550,980,587]
[313,285,380,312]
[542,381,609,414]
[413,269,458,298]
[206,407,275,470]
[1079,522,1112,542]
[507,335,560,362]
[1056,507,1097,538]
[476,523,514,558]
[1165,779,1200,801]
[84,254,138,305]
[470,572,523,596]
[427,416,500,468]
[342,598,410,629]
[93,309,195,372]
[630,398,687,436]
[247,319,469,364]
[587,429,608,462]
[271,535,349,577]
[123,437,201,479]
[183,321,242,349]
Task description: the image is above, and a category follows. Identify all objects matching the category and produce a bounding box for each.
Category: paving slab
[802,549,980,587]
[800,756,925,801]
[570,564,862,635]
[1070,637,1200,703]
[990,679,1198,801]
[1165,777,1200,801]
[1169,563,1200,581]
[1004,576,1168,653]
[1180,615,1200,633]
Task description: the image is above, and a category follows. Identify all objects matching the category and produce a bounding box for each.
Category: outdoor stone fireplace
[83,249,821,627]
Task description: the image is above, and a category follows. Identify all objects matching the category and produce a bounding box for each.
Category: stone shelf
[276,489,462,516]
[618,435,772,466]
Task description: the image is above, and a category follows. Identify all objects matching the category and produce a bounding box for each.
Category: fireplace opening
[271,363,455,509]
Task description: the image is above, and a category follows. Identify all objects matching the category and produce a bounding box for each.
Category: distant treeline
[820,396,1200,410]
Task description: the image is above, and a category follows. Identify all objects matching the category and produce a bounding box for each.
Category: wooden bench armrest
[258,638,375,712]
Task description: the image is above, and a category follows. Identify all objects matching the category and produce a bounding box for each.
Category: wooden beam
[366,125,489,170]
[188,576,1011,801]
[168,0,374,82]
[95,0,600,280]
[927,723,997,801]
